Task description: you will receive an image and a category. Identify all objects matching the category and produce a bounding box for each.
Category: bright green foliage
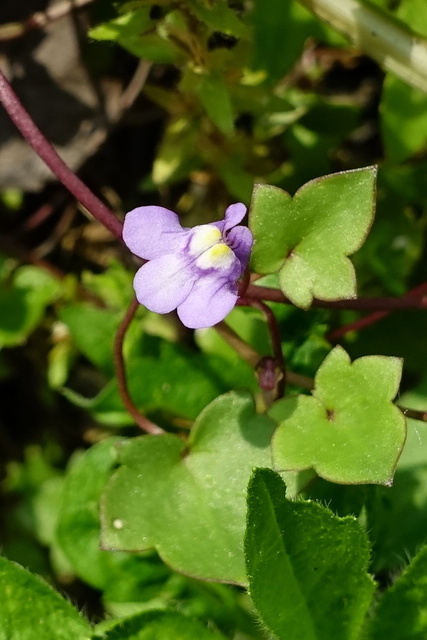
[380,0,427,162]
[271,345,406,484]
[381,77,427,163]
[56,439,170,603]
[186,0,248,37]
[89,8,184,63]
[0,556,91,640]
[366,544,427,640]
[250,0,343,83]
[0,265,60,347]
[3,0,427,636]
[245,469,375,640]
[365,416,427,574]
[63,340,231,425]
[92,609,227,640]
[193,72,234,135]
[60,304,121,376]
[249,167,377,308]
[101,391,276,585]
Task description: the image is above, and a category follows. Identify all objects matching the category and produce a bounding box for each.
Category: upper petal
[177,274,238,329]
[133,253,194,314]
[226,226,253,270]
[223,203,247,231]
[123,206,189,260]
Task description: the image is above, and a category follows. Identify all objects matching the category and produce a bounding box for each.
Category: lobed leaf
[101,391,276,585]
[249,167,377,308]
[270,345,406,484]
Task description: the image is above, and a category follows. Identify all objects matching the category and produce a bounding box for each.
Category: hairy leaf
[245,469,375,640]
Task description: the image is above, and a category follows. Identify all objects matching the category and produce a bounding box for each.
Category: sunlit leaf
[245,469,375,640]
[270,345,406,484]
[101,391,276,584]
[0,556,90,640]
[250,167,376,308]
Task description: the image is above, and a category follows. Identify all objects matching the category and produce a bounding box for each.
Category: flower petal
[177,274,238,329]
[123,206,189,260]
[223,203,247,231]
[226,226,253,270]
[133,254,194,313]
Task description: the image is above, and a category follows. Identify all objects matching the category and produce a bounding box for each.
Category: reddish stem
[400,406,427,423]
[329,282,427,341]
[113,297,164,435]
[238,297,285,398]
[245,284,427,311]
[0,70,123,240]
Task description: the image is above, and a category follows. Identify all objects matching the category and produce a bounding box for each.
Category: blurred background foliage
[1,0,427,634]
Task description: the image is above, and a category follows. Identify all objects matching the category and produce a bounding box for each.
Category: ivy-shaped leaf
[249,167,377,308]
[101,391,276,585]
[245,469,375,640]
[270,345,406,484]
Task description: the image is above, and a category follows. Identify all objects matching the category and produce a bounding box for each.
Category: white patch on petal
[189,226,222,256]
[196,243,235,271]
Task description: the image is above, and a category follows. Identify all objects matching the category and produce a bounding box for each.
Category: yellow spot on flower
[196,243,234,270]
[190,226,222,255]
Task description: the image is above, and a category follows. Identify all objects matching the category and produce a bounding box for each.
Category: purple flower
[122,203,253,329]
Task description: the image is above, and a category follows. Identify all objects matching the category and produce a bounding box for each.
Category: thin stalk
[0,70,123,240]
[0,0,97,41]
[245,284,427,311]
[400,406,427,423]
[238,297,286,398]
[114,297,164,435]
[297,0,427,93]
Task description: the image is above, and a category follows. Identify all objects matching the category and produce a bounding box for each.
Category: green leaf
[250,0,311,82]
[381,77,427,163]
[152,118,199,185]
[250,0,345,83]
[101,391,276,585]
[0,555,91,640]
[89,8,153,42]
[270,345,406,484]
[59,304,120,376]
[379,0,427,163]
[187,0,248,38]
[366,544,427,640]
[89,9,184,63]
[56,438,169,599]
[365,398,427,573]
[249,167,377,308]
[92,609,227,640]
[245,469,375,640]
[194,72,234,135]
[0,265,61,347]
[71,340,226,425]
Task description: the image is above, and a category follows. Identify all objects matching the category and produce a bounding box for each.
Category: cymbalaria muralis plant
[1,1,427,639]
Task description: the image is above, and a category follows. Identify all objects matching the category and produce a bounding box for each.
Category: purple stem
[245,284,427,311]
[0,70,123,240]
[113,297,164,435]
